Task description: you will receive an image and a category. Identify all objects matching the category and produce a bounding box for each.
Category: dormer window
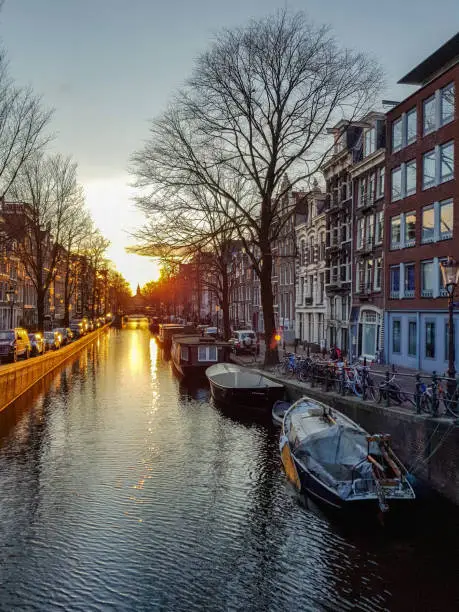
[364,127,376,157]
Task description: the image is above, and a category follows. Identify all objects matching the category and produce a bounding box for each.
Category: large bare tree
[4,154,81,330]
[132,10,383,364]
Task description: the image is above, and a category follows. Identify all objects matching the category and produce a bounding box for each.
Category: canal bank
[235,360,459,506]
[0,324,111,413]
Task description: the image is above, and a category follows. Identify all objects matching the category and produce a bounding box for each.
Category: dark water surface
[0,329,458,611]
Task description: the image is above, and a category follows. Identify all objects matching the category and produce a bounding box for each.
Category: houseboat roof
[172,334,231,347]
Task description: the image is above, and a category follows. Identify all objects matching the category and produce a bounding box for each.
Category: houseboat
[171,335,231,377]
[156,324,196,351]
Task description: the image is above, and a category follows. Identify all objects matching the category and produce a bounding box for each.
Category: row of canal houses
[228,34,458,373]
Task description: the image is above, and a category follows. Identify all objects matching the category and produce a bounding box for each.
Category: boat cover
[206,363,284,390]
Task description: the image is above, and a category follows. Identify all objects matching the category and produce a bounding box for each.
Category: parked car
[53,327,74,345]
[28,332,46,356]
[229,330,260,355]
[43,331,61,351]
[0,328,31,362]
[87,320,94,332]
[70,321,85,338]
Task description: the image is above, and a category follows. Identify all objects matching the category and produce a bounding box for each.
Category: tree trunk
[221,267,231,340]
[64,263,71,326]
[259,246,279,366]
[37,291,45,332]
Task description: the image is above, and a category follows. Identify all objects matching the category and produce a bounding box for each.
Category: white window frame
[404,211,416,247]
[390,215,401,249]
[440,82,455,127]
[392,107,417,151]
[198,345,218,362]
[377,167,385,199]
[374,257,382,291]
[375,211,384,245]
[421,199,454,244]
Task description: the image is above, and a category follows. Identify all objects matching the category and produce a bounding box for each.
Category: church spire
[136,283,141,296]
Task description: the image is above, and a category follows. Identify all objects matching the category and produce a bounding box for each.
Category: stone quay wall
[0,325,110,413]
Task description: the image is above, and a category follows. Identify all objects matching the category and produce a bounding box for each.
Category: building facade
[350,112,386,363]
[295,184,327,350]
[385,35,458,372]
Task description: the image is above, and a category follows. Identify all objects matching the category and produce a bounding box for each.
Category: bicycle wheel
[365,378,377,402]
[419,394,433,414]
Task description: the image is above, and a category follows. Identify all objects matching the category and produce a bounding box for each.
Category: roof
[398,33,459,85]
[172,334,230,346]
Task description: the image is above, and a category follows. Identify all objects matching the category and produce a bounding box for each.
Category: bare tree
[4,154,81,330]
[132,10,383,364]
[82,230,111,319]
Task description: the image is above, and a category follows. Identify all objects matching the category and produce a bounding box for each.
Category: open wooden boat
[272,400,292,427]
[280,397,415,512]
[206,363,284,411]
[171,334,231,377]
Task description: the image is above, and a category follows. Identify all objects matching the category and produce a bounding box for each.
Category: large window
[198,346,218,362]
[423,96,436,135]
[405,263,415,297]
[422,141,454,189]
[392,119,402,152]
[421,260,434,297]
[422,149,436,189]
[364,127,376,157]
[390,266,400,298]
[421,205,435,243]
[405,212,416,246]
[390,215,401,249]
[391,167,402,201]
[357,218,364,249]
[425,322,436,359]
[421,199,454,244]
[441,83,455,126]
[440,199,453,239]
[440,141,454,183]
[406,160,417,195]
[408,321,417,357]
[392,320,401,353]
[392,108,417,150]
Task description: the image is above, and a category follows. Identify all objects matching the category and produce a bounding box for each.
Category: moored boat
[171,334,231,377]
[280,397,415,512]
[272,400,292,427]
[206,363,285,411]
[156,323,196,351]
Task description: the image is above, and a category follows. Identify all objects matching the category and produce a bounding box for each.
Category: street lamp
[5,284,17,328]
[440,256,459,400]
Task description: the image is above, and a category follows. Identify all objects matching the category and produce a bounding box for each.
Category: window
[408,321,417,357]
[405,212,416,246]
[364,259,373,290]
[392,161,416,200]
[392,119,402,152]
[421,205,435,243]
[440,199,453,239]
[198,346,218,362]
[441,83,455,126]
[405,263,415,298]
[391,167,402,201]
[357,218,364,249]
[358,179,365,207]
[364,127,376,156]
[422,149,436,189]
[180,346,189,361]
[440,141,454,183]
[423,142,454,189]
[355,261,363,292]
[422,199,454,244]
[377,167,385,198]
[392,320,401,353]
[390,215,401,249]
[406,108,417,144]
[406,160,416,195]
[368,173,376,202]
[374,257,382,291]
[423,96,436,135]
[390,265,400,298]
[425,322,436,359]
[375,211,384,244]
[421,260,434,297]
[366,214,374,244]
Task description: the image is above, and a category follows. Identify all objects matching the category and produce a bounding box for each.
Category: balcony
[390,290,400,299]
[404,289,415,298]
[421,289,434,298]
[305,296,313,305]
[358,283,373,301]
[326,279,351,295]
[359,194,375,214]
[359,239,375,256]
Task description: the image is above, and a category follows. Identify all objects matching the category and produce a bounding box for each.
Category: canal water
[0,328,458,611]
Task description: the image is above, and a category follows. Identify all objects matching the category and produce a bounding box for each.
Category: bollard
[432,371,439,416]
[415,373,421,414]
[341,365,345,396]
[363,356,367,367]
[385,371,390,407]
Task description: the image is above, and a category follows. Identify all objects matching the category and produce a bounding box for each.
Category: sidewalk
[233,340,440,399]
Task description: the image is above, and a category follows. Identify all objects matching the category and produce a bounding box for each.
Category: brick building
[385,34,458,372]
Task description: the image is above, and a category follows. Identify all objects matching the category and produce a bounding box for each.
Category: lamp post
[5,284,17,328]
[440,256,459,400]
